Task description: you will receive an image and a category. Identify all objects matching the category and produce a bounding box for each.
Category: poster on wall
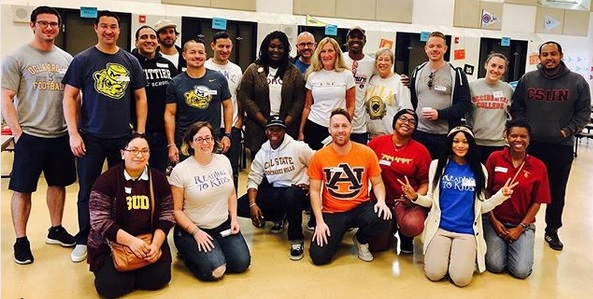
[529,54,539,65]
[380,38,393,49]
[454,49,465,60]
[481,10,499,28]
[544,15,561,31]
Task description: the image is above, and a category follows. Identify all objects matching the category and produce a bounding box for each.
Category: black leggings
[94,260,171,298]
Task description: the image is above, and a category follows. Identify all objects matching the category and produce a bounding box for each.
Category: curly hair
[255,31,291,79]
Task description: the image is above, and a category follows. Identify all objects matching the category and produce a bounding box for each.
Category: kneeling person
[308,108,391,265]
[238,115,315,261]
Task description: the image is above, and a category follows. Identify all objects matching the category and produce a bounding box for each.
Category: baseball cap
[154,19,177,33]
[266,115,286,129]
[347,26,366,37]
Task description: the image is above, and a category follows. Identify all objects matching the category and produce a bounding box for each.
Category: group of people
[2,5,591,298]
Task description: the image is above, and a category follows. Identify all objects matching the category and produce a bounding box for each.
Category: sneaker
[545,230,564,251]
[400,236,414,254]
[290,242,304,261]
[71,244,88,262]
[352,235,373,262]
[270,219,285,234]
[46,226,76,247]
[306,216,315,232]
[14,239,34,265]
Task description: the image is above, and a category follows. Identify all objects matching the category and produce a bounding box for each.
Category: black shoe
[306,216,316,232]
[545,230,564,251]
[400,236,414,254]
[46,226,76,247]
[14,239,34,265]
[290,243,304,261]
[271,219,285,234]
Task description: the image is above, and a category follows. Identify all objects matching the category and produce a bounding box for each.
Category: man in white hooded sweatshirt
[237,115,315,261]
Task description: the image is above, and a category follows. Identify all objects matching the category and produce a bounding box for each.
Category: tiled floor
[2,141,593,298]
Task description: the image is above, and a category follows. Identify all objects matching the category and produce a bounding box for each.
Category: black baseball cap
[266,115,286,128]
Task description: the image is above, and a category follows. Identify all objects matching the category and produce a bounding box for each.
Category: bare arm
[299,89,313,140]
[221,98,233,153]
[134,87,148,133]
[63,84,85,157]
[164,103,178,163]
[1,88,22,141]
[345,87,355,118]
[370,175,392,220]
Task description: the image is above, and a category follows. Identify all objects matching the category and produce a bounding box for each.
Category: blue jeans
[173,219,251,281]
[309,201,388,265]
[237,183,307,241]
[483,216,535,279]
[75,132,127,244]
[221,127,242,189]
[145,131,168,173]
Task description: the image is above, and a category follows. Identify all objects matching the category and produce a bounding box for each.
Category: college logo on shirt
[366,96,386,120]
[93,63,130,99]
[323,163,364,199]
[184,85,216,109]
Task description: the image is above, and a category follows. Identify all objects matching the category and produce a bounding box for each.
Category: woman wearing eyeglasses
[367,109,431,255]
[169,122,250,281]
[400,126,517,287]
[365,48,412,138]
[466,53,514,163]
[88,133,174,298]
[298,37,355,150]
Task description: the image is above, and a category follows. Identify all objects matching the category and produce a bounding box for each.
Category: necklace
[392,135,409,151]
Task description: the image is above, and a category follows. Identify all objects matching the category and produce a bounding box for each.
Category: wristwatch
[223,132,232,138]
[519,223,529,230]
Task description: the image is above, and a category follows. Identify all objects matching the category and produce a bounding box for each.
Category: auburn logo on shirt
[323,163,364,199]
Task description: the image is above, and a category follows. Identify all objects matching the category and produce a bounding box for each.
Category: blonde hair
[374,47,394,64]
[305,37,348,80]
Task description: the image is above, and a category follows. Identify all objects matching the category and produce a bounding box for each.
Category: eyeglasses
[398,116,417,125]
[297,42,316,48]
[36,21,60,28]
[123,148,150,156]
[194,136,214,143]
[427,72,435,89]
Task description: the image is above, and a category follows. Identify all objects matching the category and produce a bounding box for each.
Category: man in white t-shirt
[204,31,243,189]
[342,27,375,144]
[155,19,186,72]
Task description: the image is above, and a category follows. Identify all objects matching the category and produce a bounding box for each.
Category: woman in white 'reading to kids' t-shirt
[299,37,355,150]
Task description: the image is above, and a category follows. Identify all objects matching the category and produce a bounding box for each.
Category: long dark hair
[432,127,486,201]
[255,31,291,79]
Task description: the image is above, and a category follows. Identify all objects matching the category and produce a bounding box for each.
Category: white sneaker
[71,244,87,263]
[352,235,373,262]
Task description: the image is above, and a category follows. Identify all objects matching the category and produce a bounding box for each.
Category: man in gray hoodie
[511,41,591,251]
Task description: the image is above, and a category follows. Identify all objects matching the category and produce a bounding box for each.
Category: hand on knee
[212,265,226,279]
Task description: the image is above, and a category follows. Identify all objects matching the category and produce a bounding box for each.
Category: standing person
[484,120,551,279]
[409,31,471,158]
[466,53,514,163]
[237,115,315,261]
[510,41,591,251]
[154,19,186,72]
[367,109,431,254]
[400,125,516,287]
[205,31,243,188]
[63,10,148,263]
[1,6,76,265]
[342,26,375,144]
[238,31,305,156]
[88,134,174,298]
[131,25,179,173]
[307,108,392,265]
[299,37,355,150]
[164,38,233,164]
[292,31,316,74]
[364,48,412,138]
[170,122,251,281]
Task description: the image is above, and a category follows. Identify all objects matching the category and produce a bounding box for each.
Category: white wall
[1,0,592,92]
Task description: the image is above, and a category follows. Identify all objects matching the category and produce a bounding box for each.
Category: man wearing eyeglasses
[62,10,148,263]
[2,6,77,265]
[342,26,375,145]
[409,31,471,158]
[292,31,316,74]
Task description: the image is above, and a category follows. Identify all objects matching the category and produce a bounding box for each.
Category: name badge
[462,177,476,187]
[206,90,218,95]
[117,76,131,82]
[494,166,508,173]
[157,63,169,68]
[434,85,447,92]
[379,159,392,167]
[493,90,504,98]
[329,167,342,174]
[124,187,132,194]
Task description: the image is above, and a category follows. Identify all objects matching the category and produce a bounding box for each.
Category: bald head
[296,31,316,61]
